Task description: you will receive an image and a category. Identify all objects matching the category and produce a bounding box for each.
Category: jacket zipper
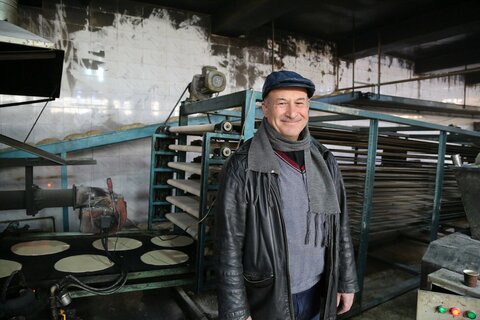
[271,171,295,320]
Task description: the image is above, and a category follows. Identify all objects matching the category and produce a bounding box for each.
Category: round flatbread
[140,250,189,266]
[54,255,114,273]
[151,235,193,248]
[92,237,142,251]
[0,259,22,278]
[11,240,70,256]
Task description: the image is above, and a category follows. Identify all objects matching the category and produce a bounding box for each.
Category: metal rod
[196,131,212,291]
[168,123,217,134]
[167,121,232,134]
[271,20,275,72]
[0,134,65,164]
[163,84,189,125]
[377,32,381,95]
[242,90,258,141]
[338,66,480,91]
[360,277,420,313]
[463,65,467,109]
[351,14,356,92]
[25,166,34,215]
[24,98,50,143]
[0,98,54,108]
[61,152,69,231]
[356,119,379,304]
[430,130,447,241]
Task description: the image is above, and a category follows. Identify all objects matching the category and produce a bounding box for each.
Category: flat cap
[262,70,315,99]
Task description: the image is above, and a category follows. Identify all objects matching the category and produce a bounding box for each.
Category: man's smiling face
[262,87,309,141]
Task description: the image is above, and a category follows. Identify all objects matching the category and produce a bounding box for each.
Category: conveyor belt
[0,233,195,287]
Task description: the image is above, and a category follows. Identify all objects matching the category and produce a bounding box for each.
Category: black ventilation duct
[0,19,64,99]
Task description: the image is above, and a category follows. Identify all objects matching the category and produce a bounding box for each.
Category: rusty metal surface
[417,289,480,320]
[422,233,480,288]
[454,167,480,240]
[0,20,54,49]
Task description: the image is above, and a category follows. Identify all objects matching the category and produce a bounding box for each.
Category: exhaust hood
[0,20,64,99]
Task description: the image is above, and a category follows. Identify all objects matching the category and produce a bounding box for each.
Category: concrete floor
[350,290,417,320]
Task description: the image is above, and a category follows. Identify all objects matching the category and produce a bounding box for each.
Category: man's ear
[261,100,269,117]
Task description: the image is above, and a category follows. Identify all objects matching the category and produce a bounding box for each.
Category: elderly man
[215,70,358,320]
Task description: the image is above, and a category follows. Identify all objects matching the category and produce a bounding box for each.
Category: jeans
[292,282,321,320]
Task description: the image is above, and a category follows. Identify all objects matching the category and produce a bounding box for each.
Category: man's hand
[337,292,354,314]
[245,317,252,320]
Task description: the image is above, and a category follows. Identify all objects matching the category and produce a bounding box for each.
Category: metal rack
[308,97,480,315]
[148,90,261,291]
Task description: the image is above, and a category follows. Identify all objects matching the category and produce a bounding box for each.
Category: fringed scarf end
[304,210,312,245]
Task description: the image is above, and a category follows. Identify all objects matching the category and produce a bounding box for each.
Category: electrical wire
[23,84,59,143]
[163,84,190,126]
[184,198,216,235]
[1,270,25,302]
[24,99,50,143]
[53,193,128,300]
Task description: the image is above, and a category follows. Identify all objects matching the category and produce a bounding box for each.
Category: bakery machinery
[418,166,480,320]
[0,87,258,319]
[2,86,480,319]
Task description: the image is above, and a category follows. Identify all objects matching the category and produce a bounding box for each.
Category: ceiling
[138,0,480,85]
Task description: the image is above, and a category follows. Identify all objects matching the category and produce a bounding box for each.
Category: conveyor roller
[167,162,222,176]
[168,144,203,153]
[166,121,232,135]
[165,213,199,240]
[166,179,201,197]
[166,196,200,218]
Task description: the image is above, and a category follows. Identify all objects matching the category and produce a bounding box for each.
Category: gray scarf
[260,118,341,246]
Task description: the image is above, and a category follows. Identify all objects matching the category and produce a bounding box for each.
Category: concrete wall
[1,0,479,231]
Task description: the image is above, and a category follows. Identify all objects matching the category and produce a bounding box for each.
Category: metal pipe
[430,131,447,241]
[0,188,75,212]
[377,32,381,95]
[356,118,379,303]
[168,123,216,133]
[167,121,232,134]
[351,14,356,92]
[339,66,480,91]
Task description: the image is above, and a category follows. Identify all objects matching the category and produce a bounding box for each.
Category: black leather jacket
[215,137,358,320]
